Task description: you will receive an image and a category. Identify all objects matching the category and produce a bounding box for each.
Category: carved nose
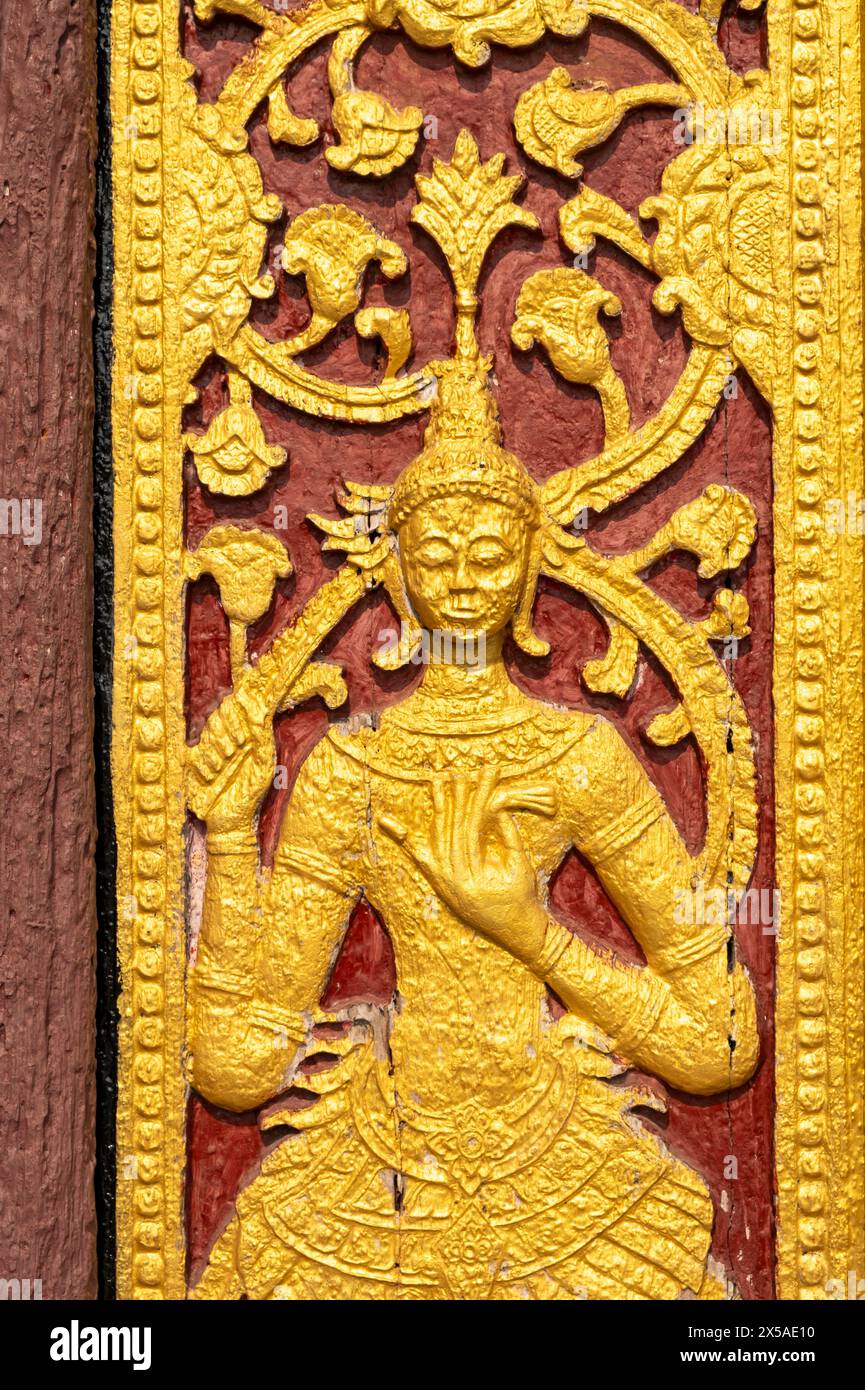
[451,556,474,589]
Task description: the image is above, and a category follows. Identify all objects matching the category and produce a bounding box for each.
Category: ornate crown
[307,131,548,661]
[389,355,540,529]
[388,132,542,528]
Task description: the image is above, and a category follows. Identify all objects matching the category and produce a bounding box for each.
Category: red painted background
[182,0,776,1297]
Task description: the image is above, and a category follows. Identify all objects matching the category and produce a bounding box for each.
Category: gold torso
[198,678,720,1299]
[318,668,594,1105]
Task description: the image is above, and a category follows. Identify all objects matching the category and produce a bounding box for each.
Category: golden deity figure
[185,130,761,1301]
[186,369,759,1301]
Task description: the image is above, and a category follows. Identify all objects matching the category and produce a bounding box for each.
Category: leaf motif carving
[411,131,539,301]
[355,307,414,376]
[645,706,691,747]
[583,617,639,699]
[267,83,319,148]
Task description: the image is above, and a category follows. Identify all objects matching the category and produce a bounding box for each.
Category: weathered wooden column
[0,0,98,1298]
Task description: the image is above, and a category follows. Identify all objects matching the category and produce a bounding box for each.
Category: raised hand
[187,691,276,834]
[378,769,556,964]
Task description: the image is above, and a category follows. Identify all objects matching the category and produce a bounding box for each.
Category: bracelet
[533,918,576,978]
[538,924,675,1062]
[192,964,253,999]
[653,921,731,976]
[248,1003,307,1047]
[208,828,258,857]
[579,794,663,867]
[277,843,356,895]
[614,982,670,1055]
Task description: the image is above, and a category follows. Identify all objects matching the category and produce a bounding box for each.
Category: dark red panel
[182,3,776,1297]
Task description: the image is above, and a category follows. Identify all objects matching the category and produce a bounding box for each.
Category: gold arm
[537,919,758,1096]
[564,719,734,968]
[534,725,761,1093]
[187,830,281,1112]
[188,860,358,1112]
[188,735,366,1113]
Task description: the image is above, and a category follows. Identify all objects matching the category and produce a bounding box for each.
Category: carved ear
[511,527,550,658]
[372,549,424,671]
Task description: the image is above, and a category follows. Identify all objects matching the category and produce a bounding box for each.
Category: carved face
[399,494,530,639]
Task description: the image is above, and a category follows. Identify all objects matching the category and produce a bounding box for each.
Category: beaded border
[772,0,864,1300]
[112,0,187,1300]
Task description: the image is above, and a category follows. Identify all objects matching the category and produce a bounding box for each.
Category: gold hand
[187,693,276,833]
[379,772,556,962]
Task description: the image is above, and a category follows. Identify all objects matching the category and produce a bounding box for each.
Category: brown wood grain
[0,0,98,1298]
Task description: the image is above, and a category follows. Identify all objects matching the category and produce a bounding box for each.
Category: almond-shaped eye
[467,539,513,567]
[414,538,455,566]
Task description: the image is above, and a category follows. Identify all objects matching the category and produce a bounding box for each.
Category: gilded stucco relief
[110,0,864,1299]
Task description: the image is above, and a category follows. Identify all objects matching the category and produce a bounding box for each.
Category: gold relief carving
[183,373,286,495]
[186,120,765,1296]
[177,93,282,384]
[700,0,764,26]
[354,306,414,376]
[770,0,863,1300]
[184,526,292,683]
[326,27,424,177]
[368,0,589,68]
[514,70,688,179]
[552,93,781,401]
[279,204,408,354]
[111,0,864,1299]
[511,268,629,441]
[113,0,183,1301]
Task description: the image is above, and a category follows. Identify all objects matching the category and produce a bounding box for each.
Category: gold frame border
[769,0,864,1300]
[110,0,864,1299]
[112,0,187,1300]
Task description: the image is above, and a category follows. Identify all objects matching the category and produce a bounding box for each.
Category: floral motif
[699,0,764,24]
[281,204,408,354]
[627,485,758,580]
[412,130,539,318]
[559,87,780,403]
[515,70,687,178]
[702,587,751,643]
[184,386,286,497]
[327,90,423,177]
[267,81,319,148]
[511,266,629,442]
[185,525,292,682]
[366,0,587,68]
